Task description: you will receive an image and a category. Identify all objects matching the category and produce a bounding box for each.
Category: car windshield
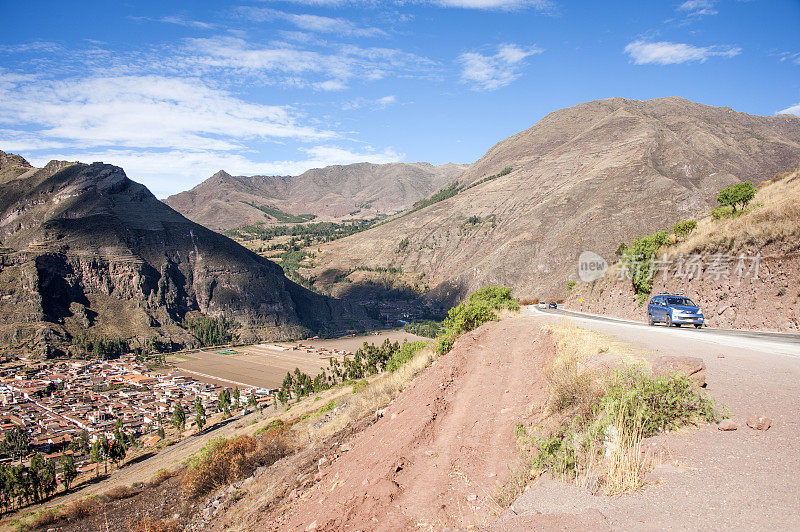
[666,297,696,306]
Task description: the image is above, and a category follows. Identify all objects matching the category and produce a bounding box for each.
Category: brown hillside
[565,167,800,331]
[164,162,468,231]
[309,97,800,302]
[0,155,372,356]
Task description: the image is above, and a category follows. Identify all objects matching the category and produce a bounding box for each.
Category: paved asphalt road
[527,306,800,358]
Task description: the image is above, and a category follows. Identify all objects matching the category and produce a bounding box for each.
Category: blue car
[647,293,704,328]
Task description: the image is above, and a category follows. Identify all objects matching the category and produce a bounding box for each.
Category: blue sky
[1,0,798,197]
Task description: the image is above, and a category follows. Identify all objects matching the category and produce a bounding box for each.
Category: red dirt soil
[256,318,554,531]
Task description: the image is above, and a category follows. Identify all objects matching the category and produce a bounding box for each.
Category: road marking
[526,307,800,358]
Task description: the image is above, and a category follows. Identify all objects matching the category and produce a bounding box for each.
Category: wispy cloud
[458,43,543,90]
[130,15,216,30]
[341,94,398,110]
[183,36,436,89]
[624,40,740,65]
[676,0,718,17]
[434,0,553,9]
[235,7,385,37]
[775,51,800,65]
[777,103,800,116]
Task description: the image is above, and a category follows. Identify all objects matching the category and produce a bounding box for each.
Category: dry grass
[126,515,182,532]
[301,343,436,444]
[513,322,654,498]
[542,321,644,418]
[182,431,291,497]
[602,403,651,495]
[674,168,800,255]
[101,484,140,501]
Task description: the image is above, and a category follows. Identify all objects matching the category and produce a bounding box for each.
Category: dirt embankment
[221,317,554,531]
[565,250,800,331]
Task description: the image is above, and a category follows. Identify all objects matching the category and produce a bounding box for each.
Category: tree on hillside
[99,434,110,475]
[717,182,756,213]
[60,454,77,492]
[2,426,29,460]
[90,441,102,478]
[79,428,89,454]
[172,404,186,435]
[232,387,240,410]
[108,441,126,469]
[28,453,44,502]
[41,458,57,499]
[194,398,206,433]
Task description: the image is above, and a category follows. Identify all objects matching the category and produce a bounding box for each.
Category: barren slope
[310,97,800,301]
[217,318,554,531]
[164,162,468,231]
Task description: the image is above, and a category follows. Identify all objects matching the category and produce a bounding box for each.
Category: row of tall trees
[0,453,77,514]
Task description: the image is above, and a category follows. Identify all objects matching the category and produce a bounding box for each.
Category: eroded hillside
[307,97,800,302]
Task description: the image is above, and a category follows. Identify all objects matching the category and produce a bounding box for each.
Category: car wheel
[675,324,682,327]
[665,315,672,327]
[648,314,654,326]
[694,324,703,329]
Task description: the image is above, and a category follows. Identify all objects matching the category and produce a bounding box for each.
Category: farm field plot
[301,329,425,352]
[169,330,426,389]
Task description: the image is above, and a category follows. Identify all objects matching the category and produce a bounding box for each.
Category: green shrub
[351,380,369,394]
[620,231,670,303]
[566,281,576,292]
[435,286,519,354]
[672,220,697,239]
[717,182,756,213]
[386,341,427,372]
[404,320,442,338]
[599,367,720,437]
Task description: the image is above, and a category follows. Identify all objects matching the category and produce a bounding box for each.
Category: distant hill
[308,97,800,302]
[0,152,372,356]
[164,162,469,231]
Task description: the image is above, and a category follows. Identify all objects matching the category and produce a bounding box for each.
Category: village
[0,354,268,478]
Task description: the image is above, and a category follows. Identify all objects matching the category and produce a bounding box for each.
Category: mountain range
[164,162,468,231]
[0,152,371,356]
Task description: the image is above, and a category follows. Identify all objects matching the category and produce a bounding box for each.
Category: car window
[666,297,696,306]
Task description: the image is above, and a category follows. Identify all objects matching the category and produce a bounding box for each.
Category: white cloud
[777,103,800,116]
[677,0,718,17]
[624,40,741,65]
[776,51,800,65]
[342,95,398,110]
[458,43,543,90]
[0,75,333,154]
[235,7,385,37]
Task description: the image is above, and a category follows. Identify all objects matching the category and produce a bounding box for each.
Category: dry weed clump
[59,498,101,522]
[182,432,291,497]
[102,484,140,501]
[150,468,176,487]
